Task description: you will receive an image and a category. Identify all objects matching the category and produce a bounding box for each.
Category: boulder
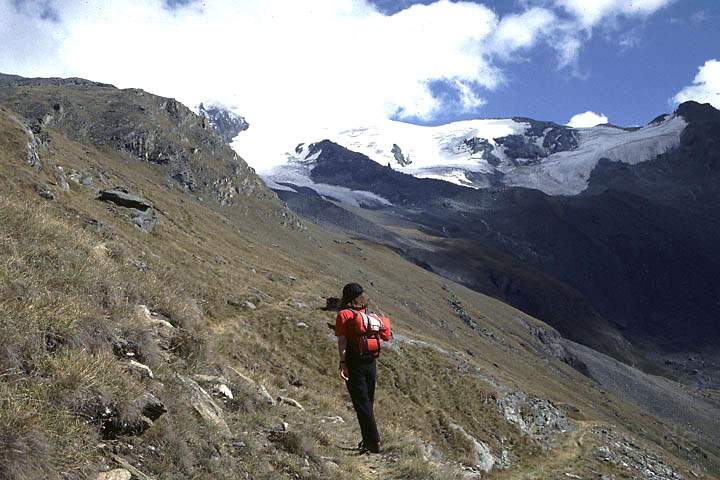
[140,392,167,422]
[175,374,231,436]
[98,188,158,233]
[98,188,153,211]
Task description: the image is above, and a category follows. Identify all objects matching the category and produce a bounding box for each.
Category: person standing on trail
[335,282,392,454]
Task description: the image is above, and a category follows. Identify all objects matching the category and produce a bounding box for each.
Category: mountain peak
[676,100,720,123]
[197,103,249,143]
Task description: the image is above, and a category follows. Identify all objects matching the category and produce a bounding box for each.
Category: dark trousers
[346,358,380,446]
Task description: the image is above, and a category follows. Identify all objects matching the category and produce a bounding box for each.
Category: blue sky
[1,0,719,169]
[372,0,720,126]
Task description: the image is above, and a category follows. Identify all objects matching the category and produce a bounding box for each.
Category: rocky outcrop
[391,143,411,166]
[0,75,281,210]
[78,393,165,439]
[592,427,684,480]
[197,103,249,143]
[448,422,496,472]
[497,392,572,448]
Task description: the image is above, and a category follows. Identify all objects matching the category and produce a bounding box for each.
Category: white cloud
[567,111,608,128]
[550,0,675,67]
[554,0,675,29]
[672,59,720,109]
[0,0,673,170]
[491,7,557,56]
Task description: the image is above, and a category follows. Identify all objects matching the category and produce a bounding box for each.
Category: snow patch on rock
[262,144,393,208]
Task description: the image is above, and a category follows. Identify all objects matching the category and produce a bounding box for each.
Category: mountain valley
[0,73,718,480]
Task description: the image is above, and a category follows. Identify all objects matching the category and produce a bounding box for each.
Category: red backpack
[349,309,391,359]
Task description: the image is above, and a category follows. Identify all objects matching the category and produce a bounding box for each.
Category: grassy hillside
[0,79,718,479]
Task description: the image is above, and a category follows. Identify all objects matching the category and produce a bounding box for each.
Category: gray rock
[127,359,154,379]
[140,392,167,422]
[98,188,158,233]
[132,209,158,233]
[38,186,55,200]
[175,374,231,436]
[109,455,156,480]
[391,143,411,166]
[98,188,153,211]
[197,103,249,143]
[497,392,572,448]
[97,469,131,480]
[320,416,345,424]
[277,396,304,410]
[448,422,496,472]
[226,366,276,406]
[192,374,230,385]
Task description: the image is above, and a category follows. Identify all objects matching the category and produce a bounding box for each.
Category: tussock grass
[0,195,201,479]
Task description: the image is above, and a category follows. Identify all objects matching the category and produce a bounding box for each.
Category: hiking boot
[363,442,380,454]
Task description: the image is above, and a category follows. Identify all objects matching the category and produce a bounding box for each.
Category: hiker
[335,282,392,454]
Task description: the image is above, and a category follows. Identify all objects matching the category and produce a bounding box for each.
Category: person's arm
[337,336,349,381]
[335,310,350,381]
[380,316,392,341]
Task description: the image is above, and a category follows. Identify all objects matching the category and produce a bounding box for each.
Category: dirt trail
[501,420,598,480]
[325,410,600,479]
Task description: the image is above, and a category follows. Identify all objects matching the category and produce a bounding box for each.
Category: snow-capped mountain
[197,102,249,143]
[263,101,720,385]
[263,111,686,198]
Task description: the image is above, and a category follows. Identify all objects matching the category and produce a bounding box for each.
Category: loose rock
[127,359,154,379]
[213,383,234,400]
[97,469,131,480]
[38,186,55,200]
[175,374,231,436]
[277,396,304,410]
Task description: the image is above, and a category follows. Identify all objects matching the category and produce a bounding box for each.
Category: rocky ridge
[197,102,249,144]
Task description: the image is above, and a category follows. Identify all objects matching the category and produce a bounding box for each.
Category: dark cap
[341,282,364,307]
